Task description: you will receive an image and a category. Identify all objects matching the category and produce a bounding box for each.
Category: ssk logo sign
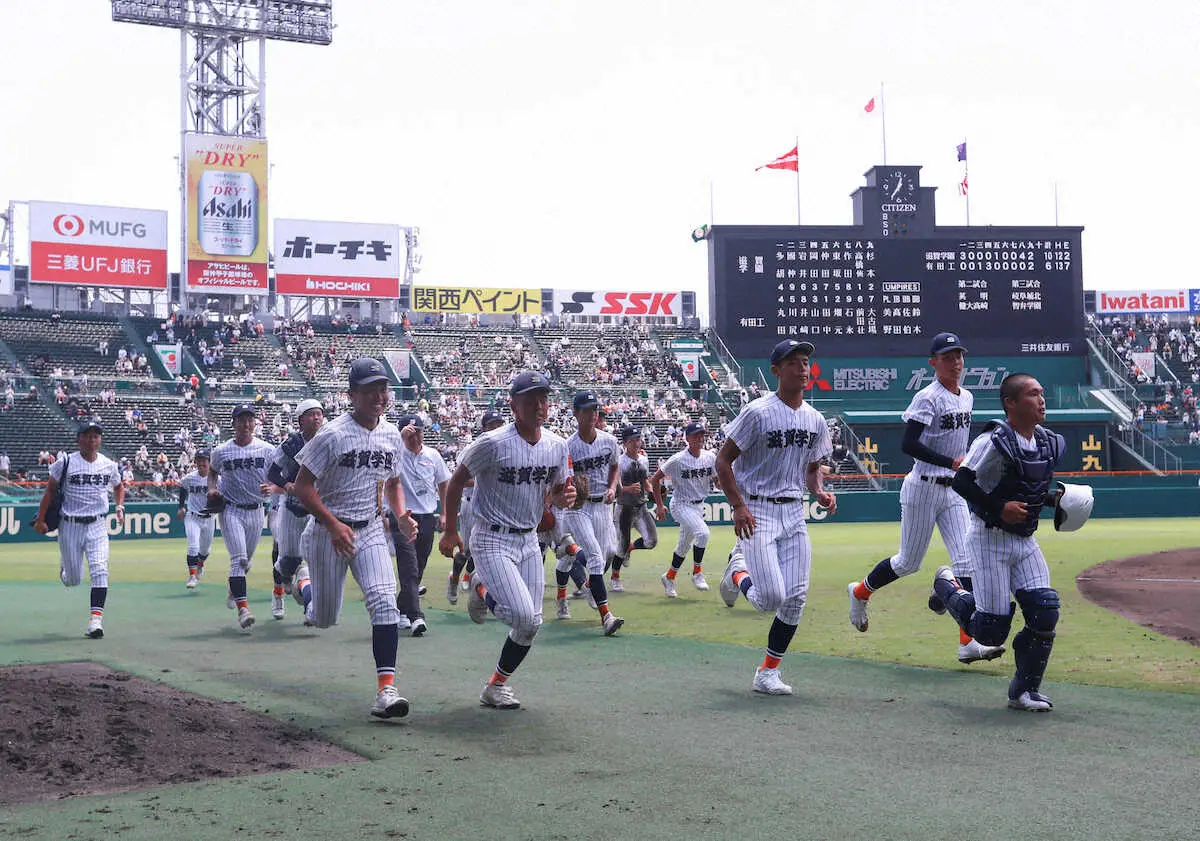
[556,290,679,317]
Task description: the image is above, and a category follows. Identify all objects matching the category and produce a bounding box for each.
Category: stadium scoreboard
[707,165,1085,359]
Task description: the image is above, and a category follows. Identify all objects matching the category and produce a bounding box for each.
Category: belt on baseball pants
[234,503,262,510]
[191,512,212,519]
[586,495,606,503]
[919,476,954,486]
[61,514,98,524]
[487,524,534,534]
[685,499,705,505]
[748,494,798,504]
[338,516,377,530]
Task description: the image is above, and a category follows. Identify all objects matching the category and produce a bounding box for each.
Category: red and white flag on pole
[756,145,799,172]
[864,97,876,113]
[958,173,969,196]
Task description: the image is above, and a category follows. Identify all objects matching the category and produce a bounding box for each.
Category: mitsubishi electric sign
[274,218,404,299]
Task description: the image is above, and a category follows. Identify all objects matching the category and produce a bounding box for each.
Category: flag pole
[795,135,801,225]
[880,82,888,165]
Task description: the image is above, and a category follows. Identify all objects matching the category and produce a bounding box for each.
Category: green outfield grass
[4,517,1196,693]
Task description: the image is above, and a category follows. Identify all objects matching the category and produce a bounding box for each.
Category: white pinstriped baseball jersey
[659,449,717,503]
[902,381,974,478]
[210,438,274,506]
[724,394,832,496]
[567,428,618,498]
[961,426,1039,496]
[398,446,450,514]
[51,452,121,518]
[296,412,405,521]
[180,469,211,515]
[461,425,570,530]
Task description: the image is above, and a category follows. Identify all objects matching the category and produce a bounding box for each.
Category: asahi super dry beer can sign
[185,133,268,295]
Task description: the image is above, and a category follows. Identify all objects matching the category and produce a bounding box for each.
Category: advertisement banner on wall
[555,290,680,317]
[29,201,168,289]
[274,219,403,298]
[383,349,411,379]
[154,342,183,375]
[185,134,269,295]
[1129,351,1155,378]
[676,352,701,382]
[411,286,540,314]
[1095,289,1192,314]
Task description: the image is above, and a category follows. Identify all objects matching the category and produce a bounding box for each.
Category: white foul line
[1077,577,1200,584]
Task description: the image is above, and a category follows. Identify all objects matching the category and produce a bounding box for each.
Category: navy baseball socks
[86,587,107,639]
[371,623,409,719]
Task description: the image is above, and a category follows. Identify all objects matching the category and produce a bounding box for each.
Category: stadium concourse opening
[0,662,362,806]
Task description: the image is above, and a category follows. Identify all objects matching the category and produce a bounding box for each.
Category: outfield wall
[2,486,1197,543]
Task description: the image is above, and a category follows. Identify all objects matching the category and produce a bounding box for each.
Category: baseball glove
[202,492,227,514]
[570,473,590,510]
[538,506,556,533]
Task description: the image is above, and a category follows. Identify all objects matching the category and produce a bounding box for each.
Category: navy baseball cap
[573,391,601,411]
[510,370,552,395]
[480,409,505,430]
[78,418,104,435]
[930,332,967,355]
[349,357,389,387]
[195,448,211,460]
[397,413,424,429]
[618,425,641,442]
[684,422,707,437]
[232,403,256,418]
[770,338,815,365]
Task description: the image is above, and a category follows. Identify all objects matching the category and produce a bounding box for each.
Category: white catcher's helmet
[1053,482,1094,532]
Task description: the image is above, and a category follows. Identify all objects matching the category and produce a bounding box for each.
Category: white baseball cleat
[958,639,1006,663]
[446,574,459,605]
[186,574,198,590]
[584,586,597,610]
[292,563,310,606]
[303,604,316,628]
[466,573,488,624]
[410,617,428,637]
[660,572,678,598]
[752,667,793,695]
[85,615,104,639]
[555,597,571,620]
[847,582,869,632]
[719,552,745,607]
[609,578,624,592]
[371,685,410,719]
[196,563,206,580]
[226,590,236,610]
[271,593,286,620]
[461,577,471,592]
[480,682,521,709]
[1008,690,1053,712]
[397,616,412,635]
[602,612,624,636]
[237,606,255,630]
[692,572,710,591]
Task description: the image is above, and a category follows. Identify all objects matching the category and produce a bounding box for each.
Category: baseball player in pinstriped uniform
[208,403,276,631]
[931,373,1070,712]
[264,398,325,622]
[447,409,506,603]
[293,357,418,719]
[33,419,125,639]
[439,370,578,710]
[594,408,624,578]
[178,448,215,589]
[609,426,658,591]
[847,332,1004,664]
[649,422,718,598]
[716,339,836,695]
[561,390,625,635]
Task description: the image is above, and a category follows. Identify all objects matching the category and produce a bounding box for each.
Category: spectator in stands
[0,451,9,479]
[38,449,53,466]
[26,384,38,401]
[98,338,109,356]
[4,384,13,410]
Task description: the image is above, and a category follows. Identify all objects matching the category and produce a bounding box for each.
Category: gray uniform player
[208,403,276,631]
[609,426,658,592]
[439,370,578,710]
[847,332,1004,664]
[649,422,718,598]
[293,357,418,719]
[716,339,835,695]
[930,373,1067,712]
[178,448,215,589]
[447,409,506,603]
[33,418,125,639]
[562,390,625,635]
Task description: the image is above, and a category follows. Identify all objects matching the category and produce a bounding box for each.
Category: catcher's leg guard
[1011,588,1059,694]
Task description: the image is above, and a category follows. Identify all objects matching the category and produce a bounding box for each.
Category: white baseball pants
[967,523,1051,615]
[469,526,544,646]
[562,502,616,575]
[301,518,401,628]
[185,513,216,557]
[219,506,264,577]
[670,500,709,555]
[58,518,109,588]
[735,498,811,625]
[890,474,972,577]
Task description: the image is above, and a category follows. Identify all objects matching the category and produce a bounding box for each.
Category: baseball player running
[178,448,215,589]
[930,373,1080,712]
[561,390,625,635]
[33,418,125,638]
[447,409,506,603]
[716,339,836,695]
[649,422,718,598]
[438,370,578,710]
[293,357,419,719]
[265,398,325,621]
[208,403,276,631]
[847,332,1004,664]
[609,425,658,592]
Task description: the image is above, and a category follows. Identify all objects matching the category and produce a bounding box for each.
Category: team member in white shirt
[847,332,1003,664]
[649,422,719,598]
[34,419,125,638]
[439,371,578,710]
[447,409,506,603]
[178,448,215,589]
[717,339,836,695]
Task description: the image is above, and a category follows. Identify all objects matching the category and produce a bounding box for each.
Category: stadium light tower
[111,0,333,305]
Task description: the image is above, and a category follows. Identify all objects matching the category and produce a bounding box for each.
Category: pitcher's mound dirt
[0,662,363,806]
[1077,549,1200,646]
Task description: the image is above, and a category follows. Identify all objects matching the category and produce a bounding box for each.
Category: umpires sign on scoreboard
[707,165,1085,359]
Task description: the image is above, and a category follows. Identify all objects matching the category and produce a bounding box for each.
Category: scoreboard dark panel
[709,226,1085,360]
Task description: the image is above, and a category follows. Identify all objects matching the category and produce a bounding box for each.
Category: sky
[3,0,1198,312]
